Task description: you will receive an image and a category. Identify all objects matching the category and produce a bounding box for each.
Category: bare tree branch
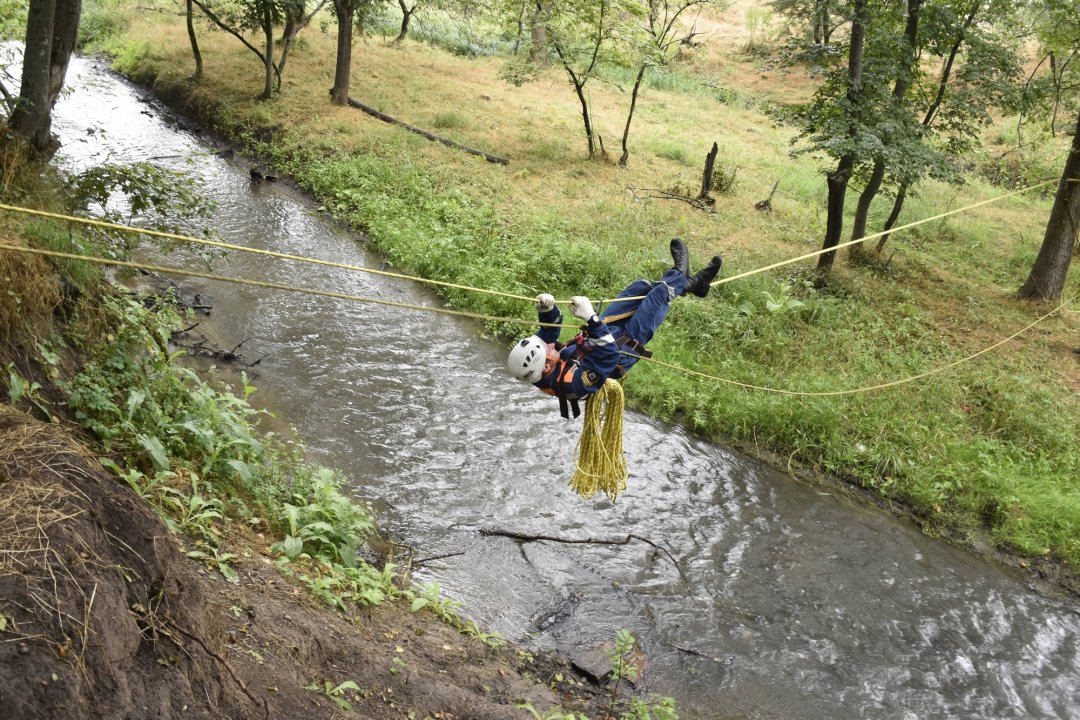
[190,0,281,84]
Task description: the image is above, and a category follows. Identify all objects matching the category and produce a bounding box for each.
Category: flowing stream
[48,57,1080,719]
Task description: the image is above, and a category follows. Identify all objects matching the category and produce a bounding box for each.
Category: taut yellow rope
[0,243,579,330]
[569,380,628,502]
[0,202,536,304]
[0,176,1059,305]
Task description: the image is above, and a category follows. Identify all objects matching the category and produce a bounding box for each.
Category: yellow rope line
[0,243,581,330]
[622,300,1069,397]
[0,177,1057,305]
[3,242,1071,397]
[710,178,1057,290]
[2,175,1071,396]
[0,202,537,304]
[601,178,1058,302]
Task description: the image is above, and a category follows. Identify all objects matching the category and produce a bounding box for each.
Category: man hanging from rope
[507,239,722,419]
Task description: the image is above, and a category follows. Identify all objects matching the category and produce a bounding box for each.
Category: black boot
[687,255,722,297]
[670,237,690,278]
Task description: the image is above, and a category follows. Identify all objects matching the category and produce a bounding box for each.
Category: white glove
[535,293,555,312]
[570,296,596,322]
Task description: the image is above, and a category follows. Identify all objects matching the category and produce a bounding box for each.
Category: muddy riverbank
[0,404,625,720]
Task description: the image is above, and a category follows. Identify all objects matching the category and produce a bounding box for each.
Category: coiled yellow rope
[569,380,628,502]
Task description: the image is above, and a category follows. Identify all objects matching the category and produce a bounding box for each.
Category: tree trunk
[849,0,921,247]
[619,64,646,167]
[818,156,854,272]
[330,0,354,105]
[280,12,298,80]
[395,0,413,42]
[850,159,885,246]
[875,183,907,253]
[816,0,865,274]
[260,2,274,100]
[45,0,79,108]
[9,0,57,149]
[280,0,328,81]
[186,0,203,80]
[699,141,718,199]
[529,1,548,64]
[571,76,594,156]
[1018,109,1080,301]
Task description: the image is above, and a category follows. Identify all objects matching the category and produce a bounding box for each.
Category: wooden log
[346,97,510,165]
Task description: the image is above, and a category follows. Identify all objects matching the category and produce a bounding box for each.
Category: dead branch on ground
[755,180,779,212]
[627,186,717,213]
[346,97,509,165]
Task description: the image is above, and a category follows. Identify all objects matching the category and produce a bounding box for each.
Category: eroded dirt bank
[0,405,615,719]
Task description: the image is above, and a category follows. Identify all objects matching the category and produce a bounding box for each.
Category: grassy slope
[97,1,1080,571]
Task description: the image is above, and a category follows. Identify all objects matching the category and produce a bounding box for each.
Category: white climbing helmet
[507,335,549,383]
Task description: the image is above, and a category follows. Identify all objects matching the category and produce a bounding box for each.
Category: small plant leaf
[218,563,240,584]
[280,535,304,560]
[136,434,170,471]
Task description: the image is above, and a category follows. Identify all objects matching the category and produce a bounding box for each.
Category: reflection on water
[50,57,1080,720]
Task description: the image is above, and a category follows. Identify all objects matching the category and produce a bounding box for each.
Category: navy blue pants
[600,268,687,374]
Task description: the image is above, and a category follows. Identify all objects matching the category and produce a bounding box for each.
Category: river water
[48,57,1080,719]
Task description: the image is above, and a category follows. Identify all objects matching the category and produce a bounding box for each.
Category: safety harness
[541,330,652,420]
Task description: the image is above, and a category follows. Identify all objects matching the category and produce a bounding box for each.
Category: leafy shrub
[78,0,127,48]
[271,467,375,567]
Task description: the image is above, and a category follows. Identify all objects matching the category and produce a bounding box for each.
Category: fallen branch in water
[413,551,466,565]
[479,527,688,586]
[346,97,509,165]
[480,526,731,664]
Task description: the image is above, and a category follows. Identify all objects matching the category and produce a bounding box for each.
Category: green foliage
[648,140,691,165]
[3,363,49,416]
[108,39,152,75]
[269,467,374,567]
[606,629,638,716]
[1019,1,1080,134]
[62,162,222,262]
[52,289,394,611]
[186,543,241,583]
[408,581,463,622]
[304,679,364,711]
[519,705,588,720]
[298,560,397,610]
[431,111,468,129]
[78,0,127,48]
[407,581,505,648]
[0,0,26,42]
[369,4,513,56]
[793,0,1023,196]
[744,6,779,53]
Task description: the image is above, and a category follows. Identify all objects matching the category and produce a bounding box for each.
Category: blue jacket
[534,305,619,401]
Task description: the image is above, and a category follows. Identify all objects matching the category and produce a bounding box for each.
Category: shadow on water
[50,57,1080,720]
